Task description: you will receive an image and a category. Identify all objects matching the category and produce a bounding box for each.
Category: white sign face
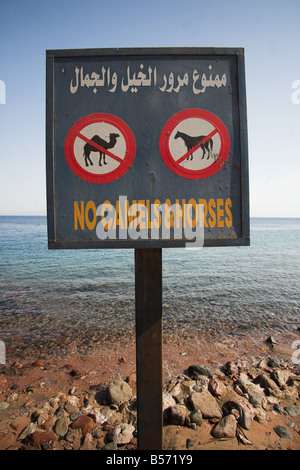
[64,112,136,184]
[168,117,222,172]
[73,122,127,175]
[159,108,231,180]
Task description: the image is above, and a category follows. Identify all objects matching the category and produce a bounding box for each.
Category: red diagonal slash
[75,131,123,164]
[176,128,218,165]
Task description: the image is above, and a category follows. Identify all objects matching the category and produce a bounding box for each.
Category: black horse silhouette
[174,131,213,160]
[83,133,119,166]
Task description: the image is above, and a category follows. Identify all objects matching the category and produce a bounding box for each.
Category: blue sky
[0,0,299,216]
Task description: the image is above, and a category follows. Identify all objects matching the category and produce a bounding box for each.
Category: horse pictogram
[174,131,214,160]
[159,109,230,180]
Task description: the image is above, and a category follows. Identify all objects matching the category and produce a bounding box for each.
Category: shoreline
[3,321,299,364]
[2,326,299,404]
[0,327,299,451]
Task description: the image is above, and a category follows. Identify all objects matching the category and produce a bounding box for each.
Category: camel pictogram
[83,133,120,166]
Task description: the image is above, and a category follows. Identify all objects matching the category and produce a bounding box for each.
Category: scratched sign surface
[46,48,249,248]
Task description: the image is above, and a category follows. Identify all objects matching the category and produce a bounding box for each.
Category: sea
[0,216,299,356]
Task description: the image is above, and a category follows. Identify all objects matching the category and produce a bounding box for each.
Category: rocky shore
[0,333,299,451]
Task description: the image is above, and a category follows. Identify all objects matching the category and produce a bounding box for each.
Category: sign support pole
[135,248,163,450]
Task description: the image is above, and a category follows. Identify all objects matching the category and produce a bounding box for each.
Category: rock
[88,408,106,424]
[164,405,187,425]
[194,376,209,392]
[70,411,82,421]
[69,368,81,377]
[32,409,49,426]
[10,416,31,434]
[71,415,95,435]
[24,430,58,449]
[102,441,118,450]
[285,422,296,429]
[18,422,38,440]
[253,374,280,395]
[31,360,44,367]
[126,373,137,388]
[3,366,19,377]
[0,374,12,390]
[223,361,239,377]
[186,438,195,448]
[41,416,56,431]
[106,380,132,406]
[257,358,269,370]
[254,407,268,423]
[65,427,82,444]
[163,392,177,411]
[273,403,285,415]
[245,386,266,408]
[272,369,296,387]
[208,378,227,398]
[268,356,281,368]
[92,425,104,439]
[80,432,96,450]
[55,415,69,437]
[273,425,293,440]
[170,380,195,403]
[0,402,9,411]
[222,400,254,430]
[189,410,203,427]
[284,405,300,418]
[211,414,237,438]
[189,390,222,420]
[266,336,278,345]
[64,402,78,414]
[107,423,135,444]
[187,364,212,379]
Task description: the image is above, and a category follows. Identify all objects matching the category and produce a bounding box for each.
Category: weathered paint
[46,47,249,249]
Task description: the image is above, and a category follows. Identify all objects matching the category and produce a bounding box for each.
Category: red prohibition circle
[159,109,230,179]
[64,113,136,184]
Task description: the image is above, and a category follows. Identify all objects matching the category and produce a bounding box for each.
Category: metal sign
[46,47,249,249]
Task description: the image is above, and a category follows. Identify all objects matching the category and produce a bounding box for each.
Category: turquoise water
[0,216,299,353]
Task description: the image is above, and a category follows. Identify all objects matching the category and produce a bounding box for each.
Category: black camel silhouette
[83,133,119,166]
[174,131,213,160]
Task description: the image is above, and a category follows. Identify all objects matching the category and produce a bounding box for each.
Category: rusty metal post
[135,248,163,450]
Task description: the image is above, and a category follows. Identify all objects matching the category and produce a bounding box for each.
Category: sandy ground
[0,328,299,451]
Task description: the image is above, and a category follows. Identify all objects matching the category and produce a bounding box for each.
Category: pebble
[0,353,299,450]
[70,415,95,435]
[187,364,212,379]
[212,414,237,438]
[107,423,135,445]
[55,415,69,437]
[284,405,300,418]
[189,390,222,420]
[106,379,132,406]
[24,430,58,448]
[18,422,38,440]
[273,425,293,440]
[164,405,187,425]
[189,410,203,427]
[69,411,82,421]
[186,438,195,449]
[0,402,9,411]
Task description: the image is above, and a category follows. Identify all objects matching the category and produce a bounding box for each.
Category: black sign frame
[46,47,249,249]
